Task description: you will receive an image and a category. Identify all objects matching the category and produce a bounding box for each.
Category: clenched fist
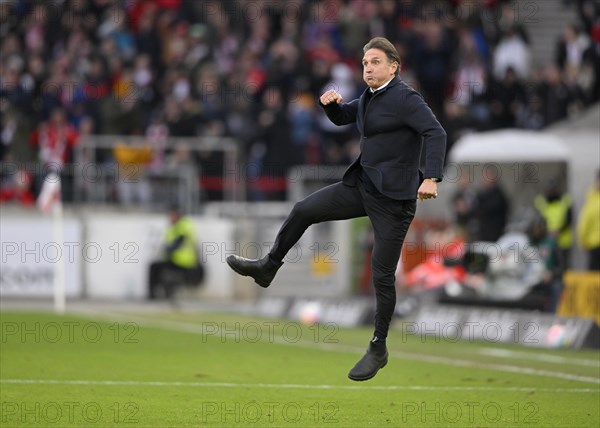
[320,89,343,105]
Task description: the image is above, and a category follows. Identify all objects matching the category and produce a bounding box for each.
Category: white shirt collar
[370,77,394,93]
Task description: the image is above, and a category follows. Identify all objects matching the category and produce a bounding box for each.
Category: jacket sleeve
[320,99,359,126]
[165,235,185,255]
[400,92,447,180]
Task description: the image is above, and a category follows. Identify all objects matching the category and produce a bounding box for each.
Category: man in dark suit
[227,37,446,381]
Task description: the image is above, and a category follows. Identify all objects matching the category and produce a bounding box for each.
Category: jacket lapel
[358,77,401,135]
[357,89,368,134]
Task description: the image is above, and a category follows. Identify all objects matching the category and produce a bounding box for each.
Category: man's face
[362,48,397,89]
[169,211,180,224]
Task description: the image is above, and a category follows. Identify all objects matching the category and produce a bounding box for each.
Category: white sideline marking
[479,348,600,367]
[1,379,598,393]
[70,309,600,385]
[386,349,599,384]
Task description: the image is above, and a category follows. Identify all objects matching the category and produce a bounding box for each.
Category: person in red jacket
[30,107,78,170]
[0,169,35,206]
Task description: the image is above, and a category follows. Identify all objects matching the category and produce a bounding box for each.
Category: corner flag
[37,172,66,313]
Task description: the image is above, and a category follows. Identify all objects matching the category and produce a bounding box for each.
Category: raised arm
[319,89,359,126]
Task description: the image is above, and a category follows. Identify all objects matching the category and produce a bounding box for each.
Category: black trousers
[149,261,188,299]
[589,247,600,271]
[270,175,416,340]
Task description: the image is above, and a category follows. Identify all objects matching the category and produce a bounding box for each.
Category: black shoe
[348,341,388,381]
[226,254,283,288]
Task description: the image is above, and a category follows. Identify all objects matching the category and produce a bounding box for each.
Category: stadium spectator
[538,65,573,126]
[515,91,546,130]
[555,19,600,109]
[526,215,564,313]
[145,112,169,173]
[493,25,531,81]
[0,0,598,202]
[134,2,163,68]
[577,170,600,271]
[411,19,454,118]
[403,227,466,291]
[556,23,590,72]
[535,180,574,269]
[575,0,599,35]
[474,168,509,243]
[30,107,78,170]
[0,108,35,163]
[112,138,152,208]
[288,92,317,166]
[487,66,526,129]
[316,62,359,157]
[450,27,489,111]
[0,169,35,206]
[247,86,293,201]
[100,66,145,135]
[452,173,478,241]
[338,0,377,56]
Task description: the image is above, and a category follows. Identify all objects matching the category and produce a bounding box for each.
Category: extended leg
[348,195,416,381]
[227,182,366,287]
[368,198,416,340]
[269,181,366,262]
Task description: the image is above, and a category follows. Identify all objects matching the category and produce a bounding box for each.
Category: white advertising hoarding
[84,214,235,299]
[1,213,234,300]
[1,217,82,297]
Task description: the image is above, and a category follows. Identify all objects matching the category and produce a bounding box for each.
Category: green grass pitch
[1,309,598,427]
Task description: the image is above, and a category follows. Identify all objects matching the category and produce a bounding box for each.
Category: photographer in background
[535,179,574,269]
[148,205,204,300]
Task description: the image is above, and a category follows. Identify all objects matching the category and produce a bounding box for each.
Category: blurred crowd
[1,0,599,202]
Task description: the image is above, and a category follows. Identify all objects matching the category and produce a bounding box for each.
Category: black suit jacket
[322,77,446,200]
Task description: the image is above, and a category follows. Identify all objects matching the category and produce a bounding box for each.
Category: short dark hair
[363,37,401,76]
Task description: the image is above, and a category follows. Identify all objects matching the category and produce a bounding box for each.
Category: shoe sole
[226,258,270,288]
[347,360,387,382]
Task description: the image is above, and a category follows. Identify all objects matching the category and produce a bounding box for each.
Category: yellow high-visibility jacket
[577,188,600,250]
[165,217,197,268]
[535,194,573,249]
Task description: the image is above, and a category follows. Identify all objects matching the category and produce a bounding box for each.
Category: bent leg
[270,182,366,262]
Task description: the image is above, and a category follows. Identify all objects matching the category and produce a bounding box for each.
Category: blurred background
[1,0,599,348]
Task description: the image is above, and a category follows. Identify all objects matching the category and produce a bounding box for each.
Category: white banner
[84,214,235,299]
[0,217,82,297]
